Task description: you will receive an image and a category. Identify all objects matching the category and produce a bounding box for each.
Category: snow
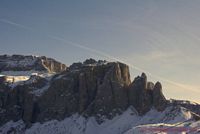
[0,120,25,134]
[1,106,199,134]
[3,75,30,83]
[28,74,54,96]
[83,61,109,67]
[169,99,199,105]
[1,71,47,76]
[0,67,55,96]
[6,76,30,89]
[124,120,200,134]
[0,70,54,91]
[29,84,50,97]
[54,74,66,80]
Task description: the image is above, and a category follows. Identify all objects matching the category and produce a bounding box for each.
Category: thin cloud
[0,19,33,31]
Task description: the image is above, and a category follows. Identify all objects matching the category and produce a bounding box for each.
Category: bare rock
[128,73,153,115]
[152,82,167,111]
[0,57,170,126]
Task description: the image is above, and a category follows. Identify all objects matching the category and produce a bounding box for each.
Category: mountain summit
[0,55,199,134]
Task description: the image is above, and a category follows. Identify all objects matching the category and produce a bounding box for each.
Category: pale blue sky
[0,0,200,103]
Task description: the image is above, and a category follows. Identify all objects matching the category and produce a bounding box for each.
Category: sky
[0,0,200,103]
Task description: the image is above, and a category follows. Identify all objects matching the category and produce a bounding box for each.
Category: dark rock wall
[0,58,169,126]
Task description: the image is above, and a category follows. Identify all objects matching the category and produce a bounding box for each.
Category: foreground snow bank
[0,106,199,134]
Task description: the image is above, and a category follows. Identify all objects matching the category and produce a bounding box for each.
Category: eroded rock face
[93,62,131,122]
[0,57,168,126]
[153,82,167,111]
[0,55,67,73]
[35,61,131,123]
[0,75,48,126]
[128,74,168,114]
[128,73,153,115]
[0,84,24,126]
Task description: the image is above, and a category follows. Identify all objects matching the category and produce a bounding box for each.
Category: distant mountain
[0,54,67,73]
[0,55,199,134]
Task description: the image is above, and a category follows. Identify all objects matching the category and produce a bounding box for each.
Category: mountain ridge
[0,54,199,134]
[0,54,67,73]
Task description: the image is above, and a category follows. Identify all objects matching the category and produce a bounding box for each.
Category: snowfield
[0,106,199,134]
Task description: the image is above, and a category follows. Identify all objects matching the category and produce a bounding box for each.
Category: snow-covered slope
[125,121,200,134]
[0,106,199,134]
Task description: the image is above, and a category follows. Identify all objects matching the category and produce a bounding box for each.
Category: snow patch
[0,120,25,134]
[0,106,199,134]
[30,84,50,97]
[0,70,55,90]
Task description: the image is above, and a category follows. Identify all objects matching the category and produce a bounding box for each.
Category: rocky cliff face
[0,55,67,73]
[0,56,169,126]
[128,73,167,115]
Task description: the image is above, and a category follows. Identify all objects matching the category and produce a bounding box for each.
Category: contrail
[0,19,33,30]
[1,18,200,94]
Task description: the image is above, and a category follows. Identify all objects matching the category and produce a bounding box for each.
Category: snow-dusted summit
[0,54,67,73]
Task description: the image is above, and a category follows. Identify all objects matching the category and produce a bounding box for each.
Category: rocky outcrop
[0,75,48,126]
[0,55,67,73]
[169,99,200,116]
[92,62,131,121]
[128,73,152,115]
[152,82,167,111]
[0,57,169,126]
[128,74,168,114]
[0,83,23,126]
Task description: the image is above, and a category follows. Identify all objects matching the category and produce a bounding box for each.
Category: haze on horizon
[0,0,200,103]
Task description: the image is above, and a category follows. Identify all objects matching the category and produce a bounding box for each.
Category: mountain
[0,54,67,73]
[0,55,199,134]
